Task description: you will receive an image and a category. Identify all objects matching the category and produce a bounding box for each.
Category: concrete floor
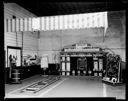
[5,75,126,99]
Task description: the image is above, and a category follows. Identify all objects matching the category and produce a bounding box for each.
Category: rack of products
[102,54,122,85]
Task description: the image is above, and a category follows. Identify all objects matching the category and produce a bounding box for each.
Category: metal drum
[11,69,21,84]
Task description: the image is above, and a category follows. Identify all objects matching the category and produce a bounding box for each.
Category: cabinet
[21,65,41,79]
[60,52,107,77]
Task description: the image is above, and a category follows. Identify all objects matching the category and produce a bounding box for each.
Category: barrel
[11,69,21,84]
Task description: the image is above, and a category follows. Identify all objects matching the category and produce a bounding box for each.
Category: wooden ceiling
[4,1,127,17]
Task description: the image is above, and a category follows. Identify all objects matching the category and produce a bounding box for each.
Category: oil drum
[11,69,21,84]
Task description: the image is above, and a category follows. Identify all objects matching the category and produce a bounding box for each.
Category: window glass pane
[28,18,32,31]
[73,14,77,29]
[97,13,100,27]
[16,18,19,32]
[64,15,68,29]
[68,15,72,29]
[44,17,46,31]
[20,18,23,31]
[72,14,75,29]
[41,17,44,30]
[24,18,28,31]
[78,14,82,29]
[46,17,49,30]
[59,16,63,29]
[12,19,15,32]
[93,13,98,27]
[89,13,93,28]
[91,14,95,28]
[86,14,90,28]
[67,15,69,29]
[55,16,58,30]
[48,17,51,30]
[99,12,103,27]
[53,16,55,30]
[50,17,54,30]
[83,14,87,28]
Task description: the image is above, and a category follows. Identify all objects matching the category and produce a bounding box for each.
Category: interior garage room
[1,0,127,100]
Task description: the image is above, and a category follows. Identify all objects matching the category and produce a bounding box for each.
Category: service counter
[21,65,41,79]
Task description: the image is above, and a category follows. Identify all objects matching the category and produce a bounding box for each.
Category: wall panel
[4,3,38,67]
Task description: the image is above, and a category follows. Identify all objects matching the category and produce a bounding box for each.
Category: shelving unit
[60,51,108,77]
[102,55,122,85]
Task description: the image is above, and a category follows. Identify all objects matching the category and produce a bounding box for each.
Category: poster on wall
[7,47,22,67]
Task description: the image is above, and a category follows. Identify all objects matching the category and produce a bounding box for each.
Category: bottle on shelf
[88,68,92,76]
[83,70,86,76]
[72,70,75,76]
[77,70,80,76]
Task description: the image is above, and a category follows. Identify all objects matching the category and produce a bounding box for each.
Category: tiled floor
[5,75,126,99]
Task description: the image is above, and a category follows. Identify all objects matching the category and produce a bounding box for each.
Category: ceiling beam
[4,1,127,16]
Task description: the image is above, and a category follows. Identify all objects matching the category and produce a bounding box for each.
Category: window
[32,18,40,31]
